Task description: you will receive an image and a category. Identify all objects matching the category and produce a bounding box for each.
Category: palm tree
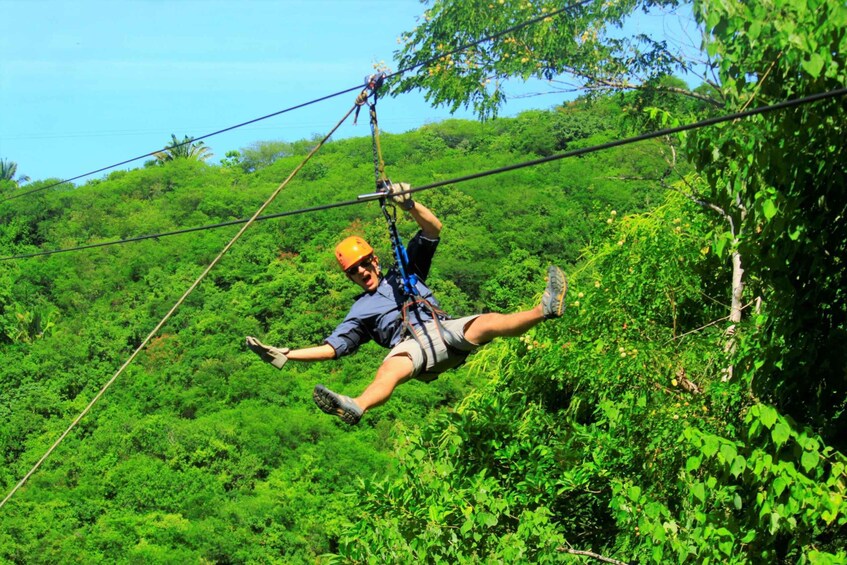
[153,134,213,163]
[0,159,30,186]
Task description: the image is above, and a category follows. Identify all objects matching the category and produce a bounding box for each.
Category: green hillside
[3,0,847,561]
[0,100,670,562]
[1,85,845,562]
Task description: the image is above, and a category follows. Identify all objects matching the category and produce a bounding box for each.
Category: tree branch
[737,53,782,113]
[661,168,732,230]
[603,175,663,181]
[556,65,723,107]
[556,547,630,565]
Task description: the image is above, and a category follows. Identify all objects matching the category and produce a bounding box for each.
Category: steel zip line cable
[0,86,362,202]
[0,83,375,511]
[2,85,844,264]
[1,0,592,204]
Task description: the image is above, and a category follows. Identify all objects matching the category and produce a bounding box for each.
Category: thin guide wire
[0,92,368,511]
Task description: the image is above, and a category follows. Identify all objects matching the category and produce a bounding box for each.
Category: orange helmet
[335,236,374,271]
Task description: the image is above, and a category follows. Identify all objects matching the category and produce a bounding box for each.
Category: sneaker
[313,384,363,425]
[541,266,568,319]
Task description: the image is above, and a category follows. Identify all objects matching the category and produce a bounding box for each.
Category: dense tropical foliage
[0,99,665,562]
[342,0,847,562]
[0,0,844,562]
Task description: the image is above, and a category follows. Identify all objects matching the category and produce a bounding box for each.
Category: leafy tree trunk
[728,246,743,328]
[722,232,744,381]
[675,179,746,380]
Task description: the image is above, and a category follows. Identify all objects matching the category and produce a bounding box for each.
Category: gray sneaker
[541,266,568,319]
[313,384,363,425]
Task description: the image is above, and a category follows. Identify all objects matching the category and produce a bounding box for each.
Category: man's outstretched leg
[355,355,415,410]
[464,265,567,345]
[314,355,415,425]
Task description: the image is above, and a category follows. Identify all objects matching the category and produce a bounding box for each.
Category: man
[246,183,568,425]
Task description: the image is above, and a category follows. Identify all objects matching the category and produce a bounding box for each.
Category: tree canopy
[152,134,214,164]
[0,0,845,562]
[0,159,30,189]
[395,0,847,445]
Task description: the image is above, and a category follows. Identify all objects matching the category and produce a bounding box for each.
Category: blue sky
[0,0,701,184]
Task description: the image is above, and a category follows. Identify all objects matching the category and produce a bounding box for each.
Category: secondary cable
[0,82,375,512]
[1,86,363,203]
[2,85,844,263]
[2,0,592,204]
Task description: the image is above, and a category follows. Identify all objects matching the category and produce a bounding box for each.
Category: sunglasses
[345,255,375,276]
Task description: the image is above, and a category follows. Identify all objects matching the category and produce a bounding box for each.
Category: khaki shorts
[385,315,482,381]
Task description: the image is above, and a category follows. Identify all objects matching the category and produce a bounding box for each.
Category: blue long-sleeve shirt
[324,231,445,357]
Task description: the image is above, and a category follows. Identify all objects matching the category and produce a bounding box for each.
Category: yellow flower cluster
[618,346,638,358]
[519,335,547,351]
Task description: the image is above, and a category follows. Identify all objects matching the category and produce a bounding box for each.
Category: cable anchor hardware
[354,71,387,125]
